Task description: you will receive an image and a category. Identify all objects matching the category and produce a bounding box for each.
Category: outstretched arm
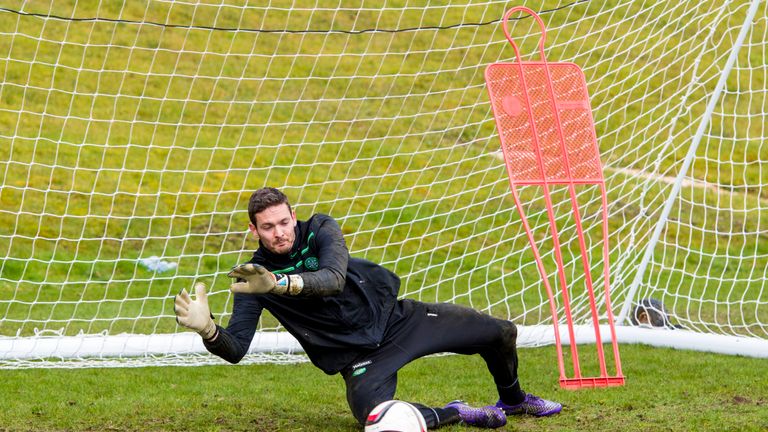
[174,282,263,364]
[203,292,264,364]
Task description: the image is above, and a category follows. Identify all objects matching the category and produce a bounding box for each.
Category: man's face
[250,203,297,255]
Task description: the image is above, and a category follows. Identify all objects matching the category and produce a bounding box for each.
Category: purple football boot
[496,393,562,417]
[444,400,507,428]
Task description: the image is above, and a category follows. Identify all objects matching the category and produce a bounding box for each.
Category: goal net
[0,0,766,368]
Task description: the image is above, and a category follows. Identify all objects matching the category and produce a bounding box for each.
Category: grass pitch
[0,344,766,431]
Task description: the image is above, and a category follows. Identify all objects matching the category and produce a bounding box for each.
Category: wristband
[275,274,304,296]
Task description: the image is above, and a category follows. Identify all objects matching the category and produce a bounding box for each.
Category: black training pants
[340,299,520,428]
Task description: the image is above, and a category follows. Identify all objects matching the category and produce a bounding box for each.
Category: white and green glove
[227,263,303,296]
[174,282,217,340]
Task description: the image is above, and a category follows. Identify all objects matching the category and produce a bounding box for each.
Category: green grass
[0,344,766,431]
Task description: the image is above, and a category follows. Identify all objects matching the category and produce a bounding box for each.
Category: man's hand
[174,282,217,340]
[228,263,303,296]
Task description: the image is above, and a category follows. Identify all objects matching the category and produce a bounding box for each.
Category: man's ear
[248,223,259,240]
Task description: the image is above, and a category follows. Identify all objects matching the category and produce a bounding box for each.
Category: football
[364,400,428,432]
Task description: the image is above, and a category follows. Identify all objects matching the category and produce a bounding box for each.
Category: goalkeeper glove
[227,263,304,296]
[174,282,217,340]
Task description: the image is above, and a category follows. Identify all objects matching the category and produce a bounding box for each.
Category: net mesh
[0,0,765,367]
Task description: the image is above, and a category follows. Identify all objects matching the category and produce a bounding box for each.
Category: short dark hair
[248,187,292,225]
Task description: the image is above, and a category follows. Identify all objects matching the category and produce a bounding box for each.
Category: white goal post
[1,0,767,368]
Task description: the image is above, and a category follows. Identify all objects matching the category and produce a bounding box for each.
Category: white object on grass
[139,256,178,273]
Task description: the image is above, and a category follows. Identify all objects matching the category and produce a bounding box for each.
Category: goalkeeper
[174,187,561,429]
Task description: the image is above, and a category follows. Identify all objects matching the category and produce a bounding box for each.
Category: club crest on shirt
[305,256,319,270]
